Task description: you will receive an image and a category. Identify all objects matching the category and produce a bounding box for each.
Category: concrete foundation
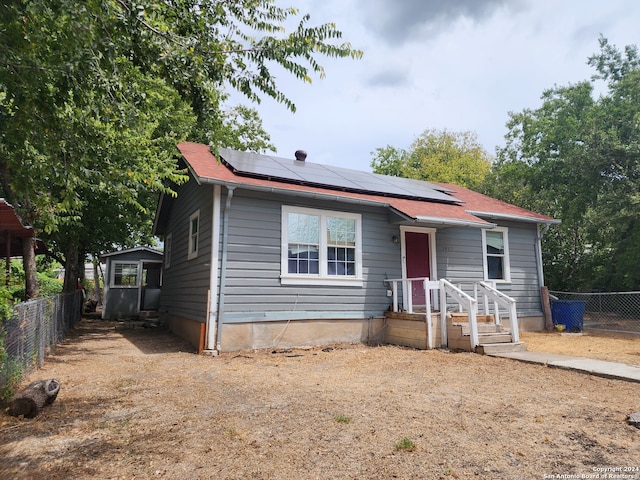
[163,312,545,353]
[164,314,386,353]
[220,318,386,352]
[518,315,545,332]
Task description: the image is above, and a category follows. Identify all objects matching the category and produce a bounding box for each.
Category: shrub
[0,287,17,404]
[394,437,417,452]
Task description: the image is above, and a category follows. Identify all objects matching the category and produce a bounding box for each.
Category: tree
[0,0,362,293]
[370,129,492,189]
[483,36,640,291]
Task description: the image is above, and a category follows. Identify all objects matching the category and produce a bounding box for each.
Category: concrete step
[476,342,527,355]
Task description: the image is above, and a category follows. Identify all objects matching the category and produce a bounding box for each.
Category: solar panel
[218,148,460,203]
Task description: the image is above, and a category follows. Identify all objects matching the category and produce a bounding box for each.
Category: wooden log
[541,286,554,331]
[8,379,60,418]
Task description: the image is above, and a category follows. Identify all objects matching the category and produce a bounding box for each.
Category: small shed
[101,247,163,320]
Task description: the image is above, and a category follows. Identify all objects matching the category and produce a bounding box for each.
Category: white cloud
[234,0,640,171]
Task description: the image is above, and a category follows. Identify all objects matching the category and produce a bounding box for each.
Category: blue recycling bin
[551,300,587,332]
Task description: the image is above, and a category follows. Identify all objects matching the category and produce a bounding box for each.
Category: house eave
[198,177,392,209]
[466,210,561,225]
[152,192,165,236]
[415,216,496,229]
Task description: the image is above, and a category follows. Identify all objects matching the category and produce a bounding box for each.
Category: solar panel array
[218,148,460,203]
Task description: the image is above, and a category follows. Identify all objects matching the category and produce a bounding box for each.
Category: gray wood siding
[159,179,215,322]
[160,178,544,325]
[221,190,401,322]
[436,222,543,315]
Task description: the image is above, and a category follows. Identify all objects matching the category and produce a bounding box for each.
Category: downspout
[215,186,235,351]
[206,185,222,352]
[535,224,551,288]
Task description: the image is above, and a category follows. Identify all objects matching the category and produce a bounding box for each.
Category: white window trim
[164,233,172,269]
[188,210,200,260]
[281,205,363,286]
[481,227,511,283]
[110,261,140,288]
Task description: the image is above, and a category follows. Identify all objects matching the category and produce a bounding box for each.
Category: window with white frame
[112,262,139,287]
[482,227,511,282]
[164,233,172,269]
[188,210,200,260]
[281,206,362,285]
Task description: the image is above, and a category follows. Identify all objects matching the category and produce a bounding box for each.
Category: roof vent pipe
[294,150,307,162]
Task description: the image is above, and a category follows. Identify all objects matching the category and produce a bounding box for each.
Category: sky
[235,0,640,172]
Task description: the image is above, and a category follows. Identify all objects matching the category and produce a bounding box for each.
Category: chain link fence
[550,290,640,335]
[1,291,83,401]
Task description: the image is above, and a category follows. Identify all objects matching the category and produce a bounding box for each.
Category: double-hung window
[281,206,362,286]
[482,227,511,282]
[188,210,200,260]
[164,233,172,269]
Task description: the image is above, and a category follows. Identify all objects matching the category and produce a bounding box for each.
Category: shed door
[141,262,162,310]
[405,231,431,305]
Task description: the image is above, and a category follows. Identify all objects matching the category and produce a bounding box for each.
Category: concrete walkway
[488,351,640,383]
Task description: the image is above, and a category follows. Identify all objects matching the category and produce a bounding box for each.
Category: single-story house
[153,142,559,353]
[101,247,163,320]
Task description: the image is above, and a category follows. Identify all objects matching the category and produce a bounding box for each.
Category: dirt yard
[1,319,639,480]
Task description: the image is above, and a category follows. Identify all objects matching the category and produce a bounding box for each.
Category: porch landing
[383,311,526,354]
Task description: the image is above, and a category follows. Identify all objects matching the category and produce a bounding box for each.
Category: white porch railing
[440,279,478,348]
[476,281,519,343]
[384,277,519,350]
[384,277,440,349]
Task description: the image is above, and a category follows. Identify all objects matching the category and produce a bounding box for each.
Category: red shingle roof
[0,199,46,256]
[176,142,557,227]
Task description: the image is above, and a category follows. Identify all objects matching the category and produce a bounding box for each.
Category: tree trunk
[93,259,102,305]
[541,286,554,331]
[8,379,60,418]
[63,243,80,294]
[22,236,39,299]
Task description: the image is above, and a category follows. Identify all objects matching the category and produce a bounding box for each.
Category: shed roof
[101,246,163,260]
[155,142,558,233]
[0,199,46,256]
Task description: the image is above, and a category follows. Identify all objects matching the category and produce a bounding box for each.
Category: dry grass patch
[522,330,640,366]
[1,319,639,479]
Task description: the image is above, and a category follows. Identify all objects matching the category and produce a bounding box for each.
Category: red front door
[405,231,431,305]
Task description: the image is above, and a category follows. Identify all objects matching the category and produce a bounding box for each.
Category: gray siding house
[153,142,558,353]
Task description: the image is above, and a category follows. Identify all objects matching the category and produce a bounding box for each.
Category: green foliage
[334,414,352,424]
[483,36,640,291]
[224,428,239,437]
[37,256,62,279]
[0,287,15,321]
[394,437,416,452]
[36,274,64,298]
[0,287,18,404]
[371,129,492,189]
[0,355,22,405]
[0,260,62,301]
[0,0,362,288]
